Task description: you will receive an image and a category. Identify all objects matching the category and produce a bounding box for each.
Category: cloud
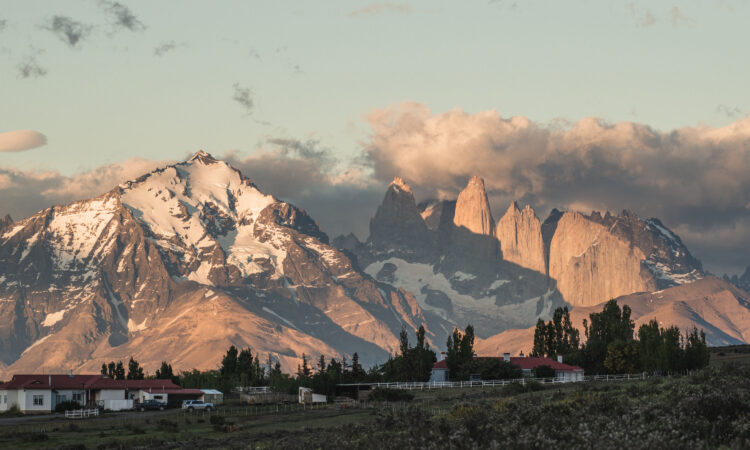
[153,41,182,56]
[0,19,7,32]
[362,102,750,274]
[17,56,47,79]
[350,2,412,17]
[0,130,47,152]
[0,158,168,221]
[45,15,92,47]
[101,1,146,32]
[717,104,746,119]
[232,83,254,115]
[223,140,384,239]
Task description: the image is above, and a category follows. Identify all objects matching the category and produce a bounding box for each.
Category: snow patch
[42,309,67,327]
[127,317,148,332]
[22,334,52,355]
[452,271,476,281]
[262,306,298,330]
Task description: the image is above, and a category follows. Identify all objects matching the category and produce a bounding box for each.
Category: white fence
[338,373,645,391]
[65,408,100,419]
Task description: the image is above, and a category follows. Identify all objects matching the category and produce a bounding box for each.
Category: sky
[0,0,749,276]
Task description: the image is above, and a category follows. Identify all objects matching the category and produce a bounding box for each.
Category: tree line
[101,300,709,395]
[531,300,710,374]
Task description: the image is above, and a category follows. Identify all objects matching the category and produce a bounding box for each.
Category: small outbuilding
[200,389,224,405]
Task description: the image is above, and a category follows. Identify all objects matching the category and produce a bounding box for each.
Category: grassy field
[1,361,749,449]
[709,344,750,367]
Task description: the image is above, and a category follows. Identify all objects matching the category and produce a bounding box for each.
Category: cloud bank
[0,130,47,152]
[2,105,750,275]
[363,102,750,275]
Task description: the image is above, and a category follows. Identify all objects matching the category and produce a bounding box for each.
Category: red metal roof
[0,375,183,391]
[432,356,583,372]
[0,374,103,390]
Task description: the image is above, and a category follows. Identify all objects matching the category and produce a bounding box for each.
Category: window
[33,395,44,406]
[72,393,82,403]
[153,395,163,400]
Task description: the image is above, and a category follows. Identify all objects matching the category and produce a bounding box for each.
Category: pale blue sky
[1,0,748,174]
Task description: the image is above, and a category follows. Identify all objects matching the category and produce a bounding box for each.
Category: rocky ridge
[0,152,447,377]
[338,175,704,338]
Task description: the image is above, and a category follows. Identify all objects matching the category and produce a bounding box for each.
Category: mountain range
[0,152,746,377]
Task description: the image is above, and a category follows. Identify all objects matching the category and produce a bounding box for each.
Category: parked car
[136,399,166,411]
[182,400,213,411]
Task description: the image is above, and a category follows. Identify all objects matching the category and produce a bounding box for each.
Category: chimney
[519,351,525,358]
[69,369,74,378]
[503,352,510,362]
[440,351,447,361]
[557,355,563,364]
[48,375,52,386]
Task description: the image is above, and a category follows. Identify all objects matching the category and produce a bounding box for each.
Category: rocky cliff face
[0,152,446,377]
[340,175,704,340]
[548,210,702,306]
[367,177,436,261]
[725,266,750,293]
[453,176,494,236]
[496,203,546,274]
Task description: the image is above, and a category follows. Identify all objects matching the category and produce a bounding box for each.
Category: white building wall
[0,390,9,412]
[96,389,126,402]
[429,369,449,382]
[20,390,52,413]
[139,391,168,403]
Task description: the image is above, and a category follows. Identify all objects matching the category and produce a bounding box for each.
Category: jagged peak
[187,150,218,164]
[465,175,486,190]
[506,201,521,214]
[389,176,412,194]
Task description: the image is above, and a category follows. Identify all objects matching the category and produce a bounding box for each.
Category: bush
[533,365,556,379]
[209,415,225,425]
[55,400,83,412]
[157,419,179,433]
[14,431,48,442]
[368,388,415,402]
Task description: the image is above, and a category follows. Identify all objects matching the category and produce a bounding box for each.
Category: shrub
[157,419,179,433]
[369,388,415,402]
[209,415,225,425]
[534,365,556,379]
[55,400,83,412]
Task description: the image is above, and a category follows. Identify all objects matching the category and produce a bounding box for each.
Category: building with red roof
[0,373,205,413]
[430,353,584,382]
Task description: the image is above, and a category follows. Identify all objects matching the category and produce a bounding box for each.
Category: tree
[126,356,144,380]
[220,346,239,379]
[114,361,126,380]
[531,307,580,358]
[446,324,476,381]
[604,340,640,374]
[237,348,254,386]
[471,358,522,380]
[317,355,327,373]
[684,327,709,371]
[155,362,175,382]
[582,300,635,374]
[297,353,312,378]
[107,362,116,378]
[350,353,365,381]
[101,363,107,376]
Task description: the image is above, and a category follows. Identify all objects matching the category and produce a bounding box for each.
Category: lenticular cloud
[0,130,48,153]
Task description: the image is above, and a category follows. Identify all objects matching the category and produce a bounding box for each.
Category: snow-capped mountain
[335,176,704,339]
[0,152,447,377]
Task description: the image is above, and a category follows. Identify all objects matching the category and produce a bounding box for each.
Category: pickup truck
[136,399,166,411]
[181,400,214,411]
